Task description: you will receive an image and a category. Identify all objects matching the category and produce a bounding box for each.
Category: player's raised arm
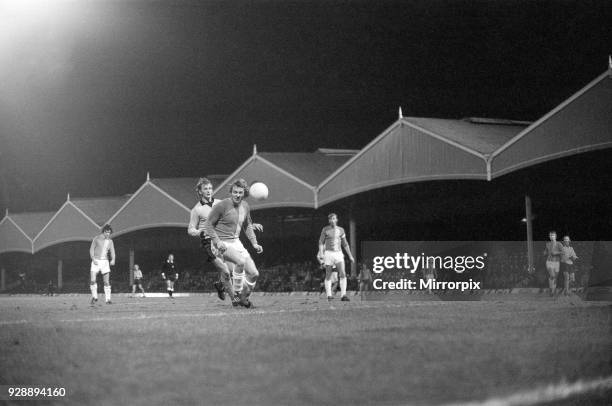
[187,207,201,237]
[243,206,263,254]
[243,207,258,246]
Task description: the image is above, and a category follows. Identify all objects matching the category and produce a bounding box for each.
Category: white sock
[90,283,98,299]
[324,279,332,297]
[244,278,256,295]
[233,269,245,294]
[340,277,347,296]
[104,285,111,302]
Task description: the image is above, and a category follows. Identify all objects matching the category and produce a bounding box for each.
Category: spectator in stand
[422,261,438,294]
[304,268,313,291]
[357,262,372,293]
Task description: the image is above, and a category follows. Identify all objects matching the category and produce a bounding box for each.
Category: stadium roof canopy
[317,117,528,206]
[489,69,612,178]
[214,147,358,209]
[106,174,194,237]
[72,196,129,227]
[0,211,55,254]
[0,68,610,254]
[318,68,612,206]
[32,194,108,252]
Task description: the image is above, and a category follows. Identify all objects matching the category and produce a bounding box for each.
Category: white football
[249,182,269,201]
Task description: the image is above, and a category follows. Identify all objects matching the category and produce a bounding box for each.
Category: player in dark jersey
[161,253,179,298]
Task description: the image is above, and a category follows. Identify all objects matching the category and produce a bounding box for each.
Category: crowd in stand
[3,244,596,294]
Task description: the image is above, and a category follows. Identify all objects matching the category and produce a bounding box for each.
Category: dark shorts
[133,278,143,285]
[201,238,217,262]
[560,263,574,274]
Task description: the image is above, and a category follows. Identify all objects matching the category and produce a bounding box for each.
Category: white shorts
[90,259,111,278]
[324,250,344,266]
[221,239,252,262]
[546,261,560,276]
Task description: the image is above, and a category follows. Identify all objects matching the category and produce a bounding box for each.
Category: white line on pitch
[0,301,450,326]
[56,303,417,323]
[439,375,612,406]
[0,319,29,326]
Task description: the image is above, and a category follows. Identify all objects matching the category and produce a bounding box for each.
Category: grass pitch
[0,293,610,406]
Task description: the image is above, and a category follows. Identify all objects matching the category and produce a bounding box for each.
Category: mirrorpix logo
[370,251,486,292]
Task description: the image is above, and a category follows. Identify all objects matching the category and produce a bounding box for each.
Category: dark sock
[222,273,233,297]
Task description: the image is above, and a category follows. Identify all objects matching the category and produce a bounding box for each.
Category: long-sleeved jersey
[90,235,115,261]
[203,198,257,246]
[319,226,347,252]
[187,198,222,238]
[544,241,563,262]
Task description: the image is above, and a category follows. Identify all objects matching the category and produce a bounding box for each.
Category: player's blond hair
[195,177,212,198]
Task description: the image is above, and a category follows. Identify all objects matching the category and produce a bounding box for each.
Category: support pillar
[349,209,357,278]
[129,247,135,285]
[57,259,63,290]
[525,195,534,273]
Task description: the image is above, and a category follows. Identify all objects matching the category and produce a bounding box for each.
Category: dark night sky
[1,0,611,212]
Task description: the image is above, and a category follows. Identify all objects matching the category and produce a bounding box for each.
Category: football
[249,182,269,200]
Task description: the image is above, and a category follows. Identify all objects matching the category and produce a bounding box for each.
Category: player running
[204,178,263,308]
[318,213,354,302]
[560,235,579,296]
[543,230,563,297]
[188,177,262,302]
[161,253,179,298]
[188,177,225,299]
[89,224,116,305]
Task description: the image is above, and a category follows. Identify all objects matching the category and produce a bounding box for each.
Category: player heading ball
[204,178,263,308]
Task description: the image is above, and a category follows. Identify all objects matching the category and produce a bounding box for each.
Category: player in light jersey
[89,224,116,305]
[188,177,225,299]
[318,213,354,301]
[543,230,563,297]
[560,235,579,296]
[204,178,263,308]
[131,264,146,297]
[188,177,263,303]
